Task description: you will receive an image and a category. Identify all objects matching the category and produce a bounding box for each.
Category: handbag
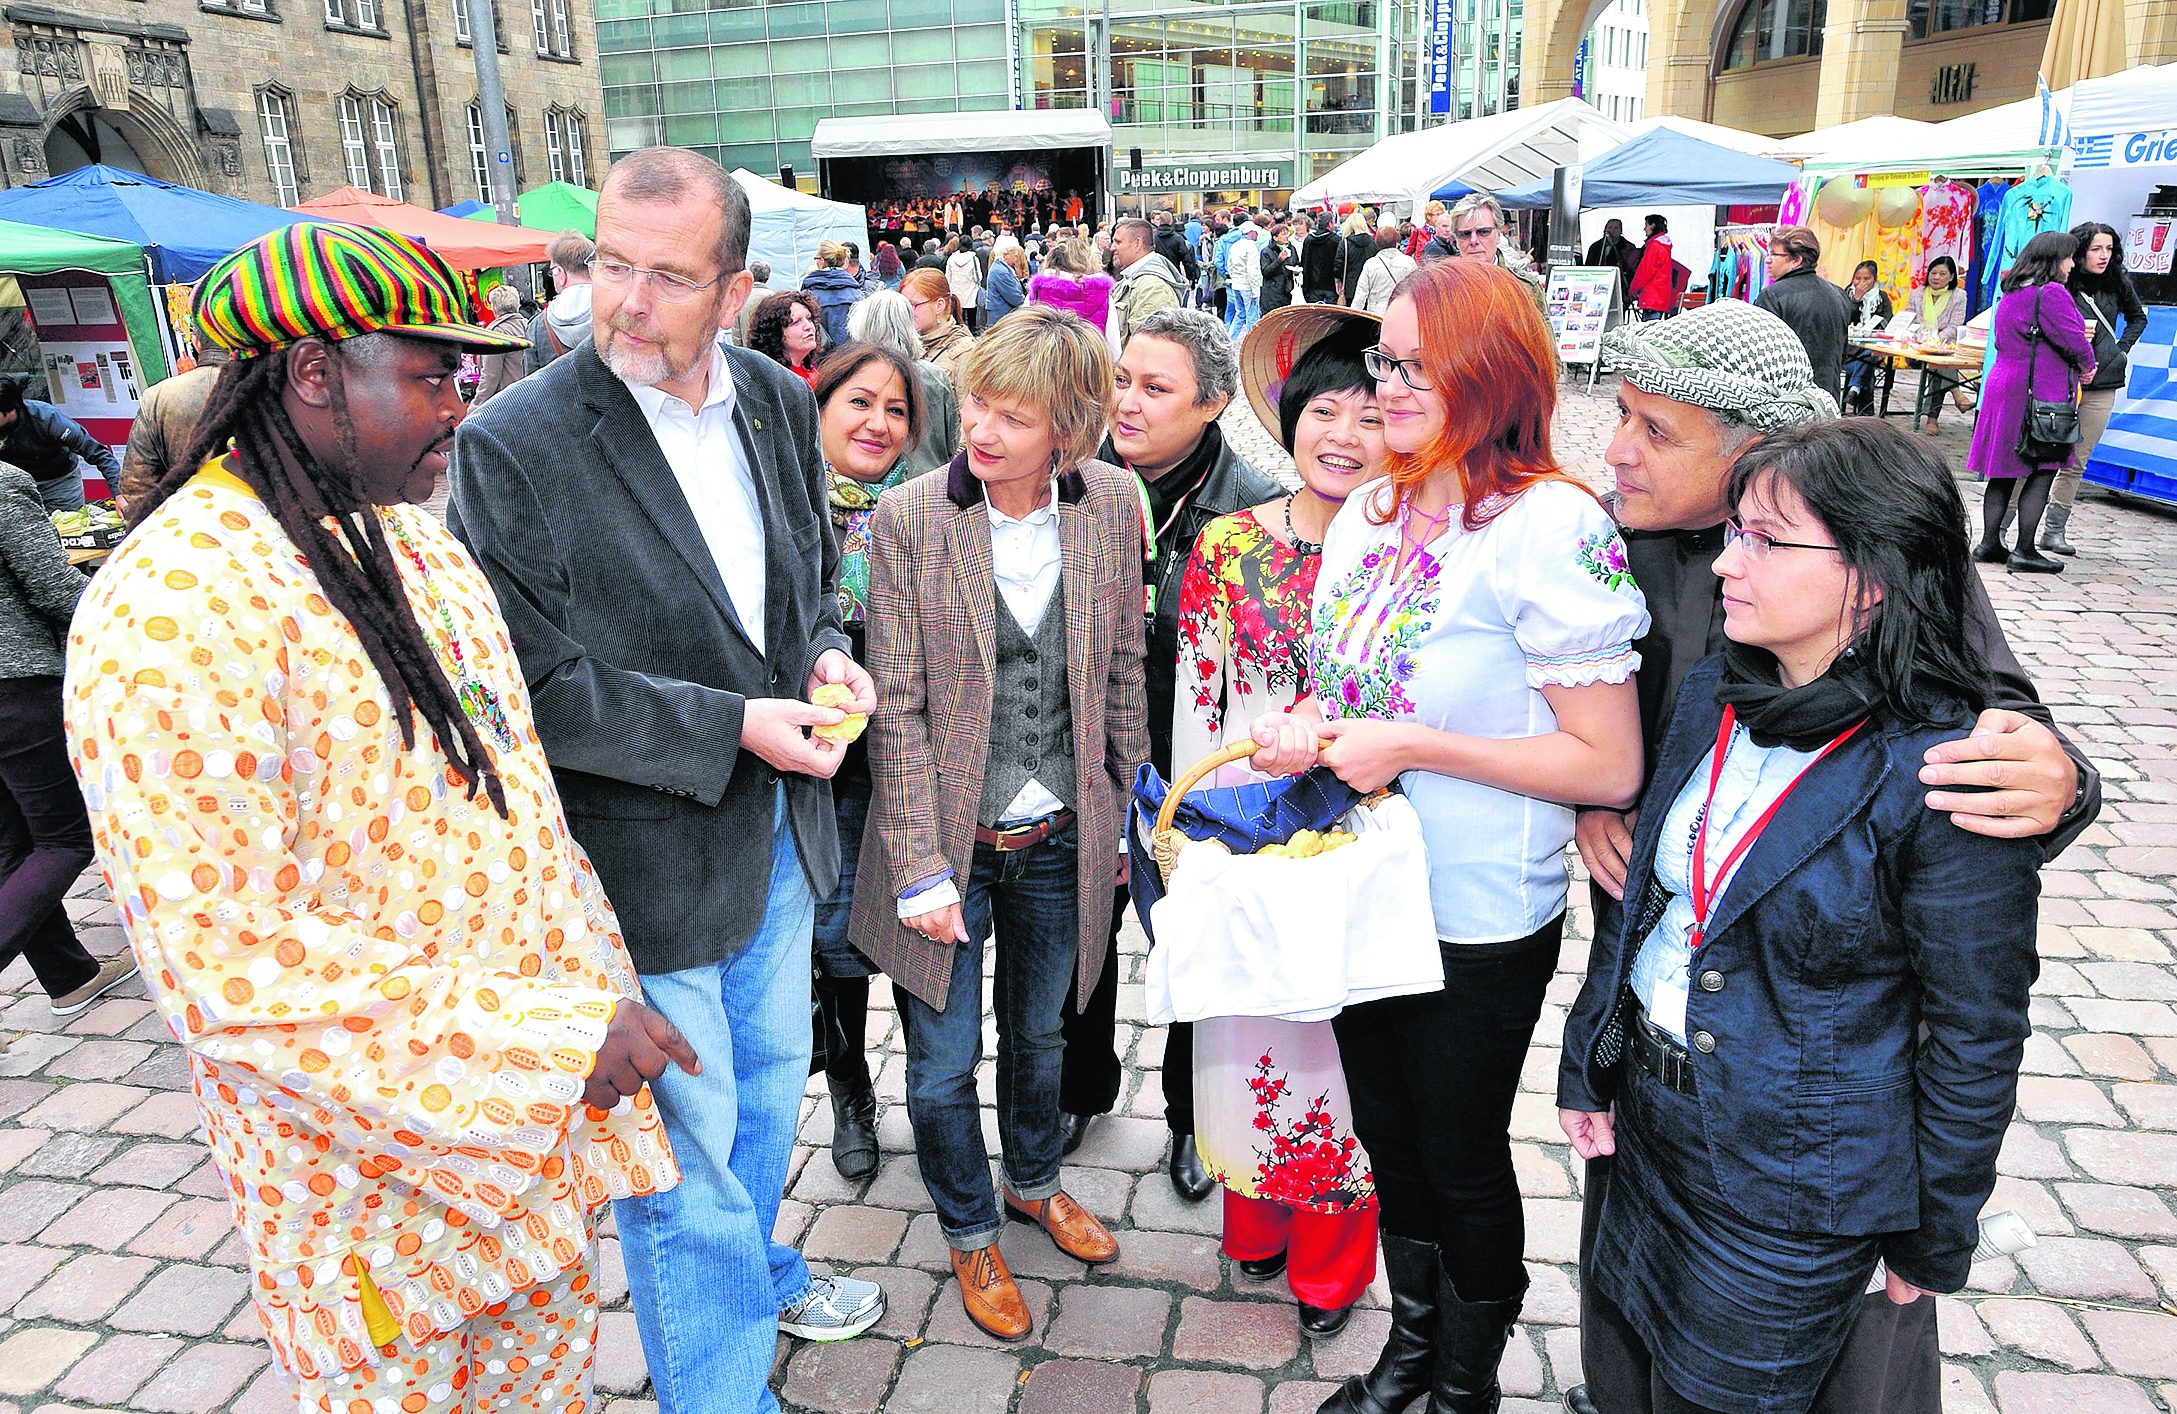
[2015,284,2082,464]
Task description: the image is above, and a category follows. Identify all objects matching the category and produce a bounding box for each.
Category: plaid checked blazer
[849,452,1149,1013]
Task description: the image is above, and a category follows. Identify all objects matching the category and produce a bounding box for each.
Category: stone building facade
[0,0,602,210]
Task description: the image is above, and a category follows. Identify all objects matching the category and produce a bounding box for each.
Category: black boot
[1317,1232,1437,1414]
[1426,1258,1526,1414]
[827,1079,878,1180]
[1169,1133,1214,1202]
[2041,502,2076,556]
[1971,537,2008,563]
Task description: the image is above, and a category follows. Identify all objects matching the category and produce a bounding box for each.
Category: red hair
[1372,259,1594,531]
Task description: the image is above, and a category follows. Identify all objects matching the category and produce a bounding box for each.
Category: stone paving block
[14,1130,122,1180]
[1991,1370,2160,1413]
[2062,1128,2177,1188]
[2062,1034,2159,1080]
[2111,1081,2177,1130]
[1068,1115,1169,1172]
[2147,1037,2177,1075]
[121,1049,192,1092]
[1977,1298,2101,1369]
[849,1265,935,1342]
[175,1163,229,1200]
[801,1205,908,1266]
[895,1212,951,1272]
[14,1251,154,1322]
[2014,1076,2124,1127]
[2016,1236,2158,1302]
[108,1093,203,1141]
[43,1040,152,1082]
[881,1343,1016,1413]
[1056,1165,1131,1222]
[2053,1182,2177,1239]
[127,1341,269,1414]
[1499,1325,1545,1397]
[2076,961,2177,1000]
[35,1187,176,1251]
[1106,1229,1222,1291]
[86,1143,204,1192]
[0,1325,96,1397]
[120,1199,240,1264]
[1145,1370,1263,1414]
[1543,1323,1584,1394]
[0,1246,67,1314]
[1521,1261,1580,1326]
[0,1131,46,1177]
[1520,1199,1581,1265]
[920,1277,1052,1351]
[1308,1307,1391,1380]
[1043,1284,1171,1359]
[1507,1093,1560,1143]
[63,997,154,1037]
[860,1155,935,1213]
[1942,1365,1999,1414]
[2079,1309,2177,1379]
[1511,1143,1573,1198]
[1267,1382,1342,1414]
[791,1151,871,1205]
[774,1199,812,1247]
[203,1228,251,1268]
[1937,1296,1995,1357]
[778,1336,899,1414]
[1018,1358,1142,1414]
[1171,1296,1299,1369]
[593,1310,648,1396]
[994,1219,1087,1282]
[52,1334,177,1405]
[2027,997,2076,1032]
[1127,1176,1223,1237]
[2064,998,2177,1035]
[1998,1124,2074,1179]
[226,1362,298,1414]
[0,1081,52,1123]
[1983,1176,2071,1235]
[107,1262,251,1335]
[15,1082,147,1134]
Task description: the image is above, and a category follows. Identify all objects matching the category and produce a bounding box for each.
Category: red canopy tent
[290,187,552,269]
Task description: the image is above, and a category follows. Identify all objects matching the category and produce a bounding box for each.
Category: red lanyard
[1687,705,1865,952]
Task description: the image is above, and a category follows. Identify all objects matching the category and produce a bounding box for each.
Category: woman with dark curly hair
[749,289,824,386]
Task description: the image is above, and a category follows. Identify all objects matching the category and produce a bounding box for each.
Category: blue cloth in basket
[1126,762,1366,947]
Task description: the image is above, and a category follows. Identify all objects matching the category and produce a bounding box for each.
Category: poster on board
[16,268,140,497]
[1546,266,1620,366]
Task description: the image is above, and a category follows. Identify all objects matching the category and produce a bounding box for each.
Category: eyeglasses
[586,257,729,303]
[1363,345,1434,393]
[1723,519,1841,561]
[1455,225,1498,242]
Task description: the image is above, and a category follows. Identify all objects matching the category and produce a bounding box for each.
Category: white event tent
[731,169,870,284]
[811,109,1113,160]
[1291,98,1626,217]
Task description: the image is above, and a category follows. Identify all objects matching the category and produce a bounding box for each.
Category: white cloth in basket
[1145,793,1443,1025]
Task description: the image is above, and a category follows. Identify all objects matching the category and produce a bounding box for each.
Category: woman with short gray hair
[850,291,961,478]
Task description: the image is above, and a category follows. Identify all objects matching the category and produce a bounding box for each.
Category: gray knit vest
[979,577,1076,828]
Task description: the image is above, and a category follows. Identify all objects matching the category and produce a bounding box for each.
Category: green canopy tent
[0,216,169,384]
[466,182,597,238]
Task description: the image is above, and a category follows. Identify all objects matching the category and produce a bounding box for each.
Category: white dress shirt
[624,342,767,655]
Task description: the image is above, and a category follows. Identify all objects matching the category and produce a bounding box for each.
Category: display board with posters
[18,269,141,498]
[2127,213,2174,276]
[1546,266,1621,387]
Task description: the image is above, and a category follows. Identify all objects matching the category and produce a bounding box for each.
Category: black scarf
[1104,422,1225,556]
[1716,641,1879,751]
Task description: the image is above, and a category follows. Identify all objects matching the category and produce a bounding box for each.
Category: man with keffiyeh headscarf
[1555,297,2098,1414]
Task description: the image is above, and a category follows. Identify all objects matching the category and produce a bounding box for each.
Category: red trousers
[1221,1188,1378,1308]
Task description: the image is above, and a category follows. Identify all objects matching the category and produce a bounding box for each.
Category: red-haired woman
[1251,259,1649,1414]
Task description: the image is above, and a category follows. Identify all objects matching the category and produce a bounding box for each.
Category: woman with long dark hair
[749,289,824,386]
[1559,418,2040,1414]
[1967,230,2092,574]
[2047,221,2150,556]
[1251,260,1649,1414]
[1905,255,1972,429]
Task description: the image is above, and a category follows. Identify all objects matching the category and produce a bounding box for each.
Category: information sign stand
[1547,266,1622,392]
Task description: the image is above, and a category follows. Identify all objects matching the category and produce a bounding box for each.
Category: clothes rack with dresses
[1708,225,1774,304]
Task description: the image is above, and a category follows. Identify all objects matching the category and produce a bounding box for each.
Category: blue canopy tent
[0,165,302,283]
[438,199,489,218]
[1492,128,1801,210]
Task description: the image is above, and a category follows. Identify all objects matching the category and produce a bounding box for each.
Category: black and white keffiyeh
[1602,299,1840,431]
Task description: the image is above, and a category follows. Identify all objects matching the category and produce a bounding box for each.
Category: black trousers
[1330,916,1561,1303]
[1059,885,1192,1132]
[0,675,99,999]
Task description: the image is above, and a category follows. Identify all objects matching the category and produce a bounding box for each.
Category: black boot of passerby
[822,974,879,1180]
[2041,502,2076,555]
[1317,1232,1438,1414]
[1425,1258,1526,1413]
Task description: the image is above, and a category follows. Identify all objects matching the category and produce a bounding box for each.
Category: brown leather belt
[975,810,1076,852]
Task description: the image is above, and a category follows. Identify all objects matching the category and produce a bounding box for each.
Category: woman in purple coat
[1969,231,2094,575]
[1026,238,1115,338]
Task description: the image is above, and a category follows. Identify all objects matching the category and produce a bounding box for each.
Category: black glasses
[1363,345,1434,393]
[1724,519,1842,561]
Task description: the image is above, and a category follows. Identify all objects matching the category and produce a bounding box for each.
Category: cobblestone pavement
[4,373,2173,1414]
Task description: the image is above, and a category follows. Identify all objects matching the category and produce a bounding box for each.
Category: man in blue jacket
[0,379,118,511]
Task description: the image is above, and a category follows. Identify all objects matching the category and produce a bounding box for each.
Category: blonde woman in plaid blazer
[850,305,1150,1341]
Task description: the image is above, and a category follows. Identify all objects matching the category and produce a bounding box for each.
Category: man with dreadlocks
[62,222,697,1414]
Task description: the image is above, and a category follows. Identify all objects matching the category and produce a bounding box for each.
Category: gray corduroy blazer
[448,338,851,977]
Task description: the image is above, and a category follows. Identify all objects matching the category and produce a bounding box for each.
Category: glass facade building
[595,0,1515,201]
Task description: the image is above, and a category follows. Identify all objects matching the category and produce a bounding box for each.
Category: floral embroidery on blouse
[1172,508,1319,767]
[1575,528,1633,592]
[1309,539,1441,722]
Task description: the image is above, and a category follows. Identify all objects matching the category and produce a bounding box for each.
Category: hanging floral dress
[1173,505,1376,1218]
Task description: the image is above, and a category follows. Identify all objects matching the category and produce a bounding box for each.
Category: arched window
[543,107,589,187]
[1721,0,1826,71]
[338,92,404,199]
[255,85,302,205]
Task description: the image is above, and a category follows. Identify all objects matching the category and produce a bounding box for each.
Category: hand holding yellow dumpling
[811,682,867,744]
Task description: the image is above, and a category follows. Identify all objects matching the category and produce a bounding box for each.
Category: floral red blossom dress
[1173,506,1376,1217]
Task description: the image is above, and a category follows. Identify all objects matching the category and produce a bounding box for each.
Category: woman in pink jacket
[1027,238,1116,337]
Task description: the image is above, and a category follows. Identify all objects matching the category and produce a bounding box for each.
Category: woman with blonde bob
[853,305,1150,1344]
[1251,259,1650,1414]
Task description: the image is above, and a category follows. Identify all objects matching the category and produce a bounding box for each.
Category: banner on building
[1571,36,1588,99]
[1428,0,1452,116]
[2071,129,2177,170]
[1115,159,1296,194]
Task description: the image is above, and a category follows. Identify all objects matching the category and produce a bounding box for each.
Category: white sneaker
[51,956,140,1018]
[778,1273,886,1341]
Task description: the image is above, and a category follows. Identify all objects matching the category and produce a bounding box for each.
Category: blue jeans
[1225,290,1260,338]
[813,791,876,980]
[614,790,815,1414]
[899,823,1081,1249]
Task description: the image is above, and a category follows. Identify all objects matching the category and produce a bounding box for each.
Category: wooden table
[1849,338,1985,432]
[65,545,111,568]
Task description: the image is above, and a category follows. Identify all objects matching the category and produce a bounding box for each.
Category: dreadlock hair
[137,338,508,817]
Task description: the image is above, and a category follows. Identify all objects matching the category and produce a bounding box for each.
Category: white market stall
[1291,98,1626,218]
[730,169,872,286]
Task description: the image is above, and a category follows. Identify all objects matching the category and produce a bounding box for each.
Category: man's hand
[1576,809,1639,901]
[808,648,877,717]
[1560,1107,1617,1161]
[742,698,848,778]
[583,997,700,1112]
[1884,1268,1926,1306]
[906,902,969,944]
[1919,708,2077,839]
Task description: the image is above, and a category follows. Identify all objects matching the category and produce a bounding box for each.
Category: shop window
[257,87,301,206]
[1721,0,1825,69]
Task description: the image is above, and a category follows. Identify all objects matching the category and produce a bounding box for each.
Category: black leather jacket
[1755,266,1854,404]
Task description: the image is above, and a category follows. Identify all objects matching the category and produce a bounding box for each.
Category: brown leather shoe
[950,1244,1031,1340]
[1003,1188,1118,1264]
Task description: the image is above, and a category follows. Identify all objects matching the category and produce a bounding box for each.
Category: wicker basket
[1149,738,1341,886]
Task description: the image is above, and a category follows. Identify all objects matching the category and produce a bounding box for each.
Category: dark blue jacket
[2,398,120,503]
[1559,655,2041,1292]
[801,267,866,347]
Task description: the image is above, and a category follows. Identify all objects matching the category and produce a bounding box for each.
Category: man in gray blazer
[448,146,885,1414]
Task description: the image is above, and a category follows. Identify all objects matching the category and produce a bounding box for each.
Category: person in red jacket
[1627,214,1689,320]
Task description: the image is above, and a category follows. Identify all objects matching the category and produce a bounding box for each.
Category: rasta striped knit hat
[193,222,529,359]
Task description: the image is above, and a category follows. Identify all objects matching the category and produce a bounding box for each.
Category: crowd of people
[0,140,2116,1414]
